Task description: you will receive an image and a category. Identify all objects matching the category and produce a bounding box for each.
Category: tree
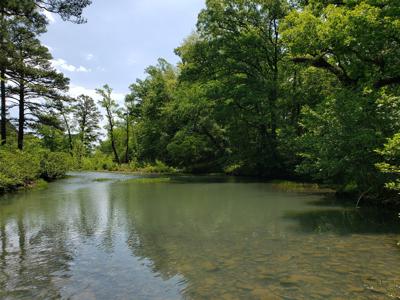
[119,96,137,164]
[0,0,91,146]
[282,0,400,89]
[127,59,177,164]
[53,97,75,152]
[6,19,69,150]
[3,0,91,24]
[73,94,101,153]
[175,0,290,175]
[96,85,121,164]
[281,0,400,194]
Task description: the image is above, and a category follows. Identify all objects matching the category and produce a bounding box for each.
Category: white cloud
[43,10,55,23]
[51,58,91,73]
[69,84,98,99]
[69,84,125,103]
[68,84,126,131]
[86,53,94,61]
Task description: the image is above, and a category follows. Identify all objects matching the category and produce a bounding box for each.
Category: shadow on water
[169,174,266,184]
[284,194,400,235]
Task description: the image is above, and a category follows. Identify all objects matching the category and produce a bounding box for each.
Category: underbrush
[270,180,334,193]
[0,147,70,193]
[73,152,178,174]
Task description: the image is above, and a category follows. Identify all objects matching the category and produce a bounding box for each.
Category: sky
[40,0,205,103]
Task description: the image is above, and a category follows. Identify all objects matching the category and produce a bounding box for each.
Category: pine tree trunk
[18,81,24,150]
[0,4,5,145]
[0,68,6,145]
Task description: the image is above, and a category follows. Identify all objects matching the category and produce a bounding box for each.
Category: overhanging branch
[292,55,357,86]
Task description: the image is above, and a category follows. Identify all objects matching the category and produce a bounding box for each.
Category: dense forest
[1,0,400,205]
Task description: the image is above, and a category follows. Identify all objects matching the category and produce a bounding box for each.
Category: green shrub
[0,149,40,191]
[80,151,116,171]
[0,150,40,184]
[0,147,70,192]
[139,160,176,173]
[0,173,15,192]
[40,151,70,180]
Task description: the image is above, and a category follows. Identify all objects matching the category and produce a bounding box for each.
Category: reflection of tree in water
[76,190,101,238]
[0,178,399,299]
[116,183,400,299]
[0,211,72,299]
[284,203,400,235]
[0,186,110,299]
[116,182,293,298]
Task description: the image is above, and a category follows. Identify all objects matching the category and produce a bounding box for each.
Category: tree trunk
[62,113,73,152]
[125,116,129,163]
[0,68,6,145]
[0,5,5,145]
[18,81,24,150]
[110,128,120,164]
[107,110,120,164]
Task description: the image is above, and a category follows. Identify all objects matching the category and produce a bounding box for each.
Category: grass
[126,177,171,184]
[270,180,334,192]
[33,179,49,189]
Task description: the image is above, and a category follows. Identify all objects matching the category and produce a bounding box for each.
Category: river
[0,172,399,299]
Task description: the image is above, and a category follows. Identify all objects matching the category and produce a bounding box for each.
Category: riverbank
[0,148,69,194]
[1,152,397,209]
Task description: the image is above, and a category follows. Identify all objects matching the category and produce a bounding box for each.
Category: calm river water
[0,172,399,299]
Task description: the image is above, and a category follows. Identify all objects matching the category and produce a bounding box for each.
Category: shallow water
[0,172,399,299]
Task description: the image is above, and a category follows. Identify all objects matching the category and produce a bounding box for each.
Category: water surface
[0,172,399,299]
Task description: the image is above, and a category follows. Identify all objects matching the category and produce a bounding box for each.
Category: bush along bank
[0,148,70,194]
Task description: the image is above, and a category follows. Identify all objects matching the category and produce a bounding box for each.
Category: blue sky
[40,0,205,103]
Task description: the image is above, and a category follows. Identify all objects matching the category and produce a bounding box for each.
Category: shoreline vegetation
[1,1,400,208]
[0,144,397,208]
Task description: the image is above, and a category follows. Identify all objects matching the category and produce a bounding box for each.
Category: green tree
[281,0,400,194]
[176,0,291,175]
[127,59,177,164]
[52,97,75,152]
[6,20,68,150]
[96,84,121,164]
[73,94,101,153]
[0,0,91,145]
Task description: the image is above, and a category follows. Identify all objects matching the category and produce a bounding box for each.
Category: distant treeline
[1,0,400,204]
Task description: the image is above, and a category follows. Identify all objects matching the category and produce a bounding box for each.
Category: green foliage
[0,147,70,192]
[0,149,40,190]
[278,0,400,199]
[3,0,399,207]
[270,180,328,193]
[73,95,102,153]
[128,59,178,163]
[138,160,177,174]
[296,90,386,192]
[97,84,121,163]
[39,151,70,180]
[127,177,171,184]
[80,151,116,171]
[376,133,400,191]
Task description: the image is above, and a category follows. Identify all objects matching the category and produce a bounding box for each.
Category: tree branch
[374,76,400,89]
[292,55,356,86]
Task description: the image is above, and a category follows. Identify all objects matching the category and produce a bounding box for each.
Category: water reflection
[0,172,399,299]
